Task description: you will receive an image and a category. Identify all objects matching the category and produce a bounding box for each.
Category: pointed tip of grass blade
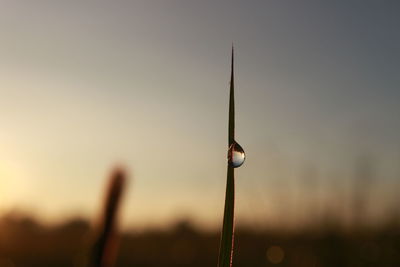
[89,167,128,267]
[229,46,235,146]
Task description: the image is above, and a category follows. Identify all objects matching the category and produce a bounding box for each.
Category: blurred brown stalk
[89,168,127,267]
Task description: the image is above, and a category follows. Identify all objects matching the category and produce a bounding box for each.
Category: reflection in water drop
[228,141,245,168]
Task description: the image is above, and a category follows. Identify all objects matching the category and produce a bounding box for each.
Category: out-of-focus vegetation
[1,157,400,266]
[0,213,400,267]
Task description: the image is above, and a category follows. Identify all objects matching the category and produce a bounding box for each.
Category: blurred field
[0,213,400,267]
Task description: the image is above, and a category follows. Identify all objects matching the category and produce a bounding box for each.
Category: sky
[0,0,400,230]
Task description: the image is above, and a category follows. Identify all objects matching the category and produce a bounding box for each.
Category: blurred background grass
[0,211,400,266]
[1,158,400,266]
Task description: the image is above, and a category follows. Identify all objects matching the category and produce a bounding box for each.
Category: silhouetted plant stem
[218,46,236,267]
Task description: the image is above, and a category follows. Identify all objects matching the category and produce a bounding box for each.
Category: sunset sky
[1,1,400,230]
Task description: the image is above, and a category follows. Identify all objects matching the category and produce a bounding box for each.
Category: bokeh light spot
[266,245,285,264]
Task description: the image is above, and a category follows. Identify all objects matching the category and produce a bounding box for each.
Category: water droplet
[228,141,245,168]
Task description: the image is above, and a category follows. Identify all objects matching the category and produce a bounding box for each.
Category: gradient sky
[1,1,400,229]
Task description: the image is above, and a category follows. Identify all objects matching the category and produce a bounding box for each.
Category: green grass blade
[228,46,235,145]
[218,166,235,267]
[218,46,236,267]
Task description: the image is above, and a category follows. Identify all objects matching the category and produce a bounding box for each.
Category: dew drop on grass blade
[218,46,245,267]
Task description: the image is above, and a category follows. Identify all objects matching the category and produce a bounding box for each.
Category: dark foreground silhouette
[0,214,399,267]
